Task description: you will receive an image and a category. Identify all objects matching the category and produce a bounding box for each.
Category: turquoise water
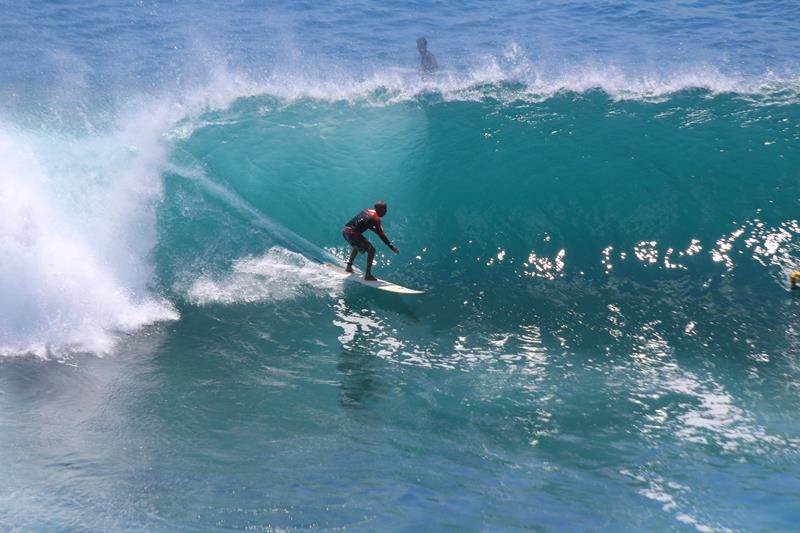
[2,1,800,531]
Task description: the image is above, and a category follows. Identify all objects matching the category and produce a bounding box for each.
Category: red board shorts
[343,227,374,253]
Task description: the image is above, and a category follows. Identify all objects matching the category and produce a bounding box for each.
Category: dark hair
[375,200,387,211]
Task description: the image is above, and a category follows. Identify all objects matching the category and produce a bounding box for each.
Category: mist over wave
[0,113,180,357]
[4,0,800,107]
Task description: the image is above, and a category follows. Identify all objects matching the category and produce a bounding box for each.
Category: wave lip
[238,46,800,105]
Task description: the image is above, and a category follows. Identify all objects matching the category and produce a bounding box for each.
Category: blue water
[2,1,800,531]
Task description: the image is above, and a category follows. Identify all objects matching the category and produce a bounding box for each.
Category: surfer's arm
[372,224,398,253]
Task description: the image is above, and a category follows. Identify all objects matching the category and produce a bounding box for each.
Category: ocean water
[2,1,800,530]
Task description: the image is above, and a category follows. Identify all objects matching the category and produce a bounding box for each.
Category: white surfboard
[323,263,424,295]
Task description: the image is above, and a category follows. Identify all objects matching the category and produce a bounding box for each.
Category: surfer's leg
[365,247,377,281]
[346,248,358,272]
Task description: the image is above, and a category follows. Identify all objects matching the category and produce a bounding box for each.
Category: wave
[3,58,800,357]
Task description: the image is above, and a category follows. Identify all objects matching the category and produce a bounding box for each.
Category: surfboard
[323,263,424,295]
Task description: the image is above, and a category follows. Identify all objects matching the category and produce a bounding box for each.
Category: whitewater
[2,1,800,531]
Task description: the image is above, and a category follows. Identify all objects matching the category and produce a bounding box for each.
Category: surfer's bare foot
[364,274,377,281]
[345,265,353,273]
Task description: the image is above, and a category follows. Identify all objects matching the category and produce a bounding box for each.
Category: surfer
[417,37,438,73]
[343,200,399,281]
[791,271,800,290]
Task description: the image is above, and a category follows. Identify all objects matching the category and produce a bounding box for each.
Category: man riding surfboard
[342,200,399,281]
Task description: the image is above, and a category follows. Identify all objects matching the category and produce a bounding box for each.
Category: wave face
[162,89,800,360]
[3,87,799,356]
[2,1,800,532]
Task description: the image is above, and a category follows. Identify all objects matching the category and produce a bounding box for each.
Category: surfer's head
[374,200,388,216]
[417,37,427,53]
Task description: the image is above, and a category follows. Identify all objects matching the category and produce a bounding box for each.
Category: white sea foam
[0,120,178,358]
[187,247,342,305]
[0,53,275,358]
[215,41,800,105]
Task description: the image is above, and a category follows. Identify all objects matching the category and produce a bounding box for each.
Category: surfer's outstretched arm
[372,224,399,254]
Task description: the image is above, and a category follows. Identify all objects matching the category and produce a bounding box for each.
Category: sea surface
[2,1,800,531]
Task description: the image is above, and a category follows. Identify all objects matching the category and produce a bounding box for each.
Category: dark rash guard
[344,208,391,247]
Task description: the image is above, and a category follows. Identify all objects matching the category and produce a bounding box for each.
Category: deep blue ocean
[2,1,800,530]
